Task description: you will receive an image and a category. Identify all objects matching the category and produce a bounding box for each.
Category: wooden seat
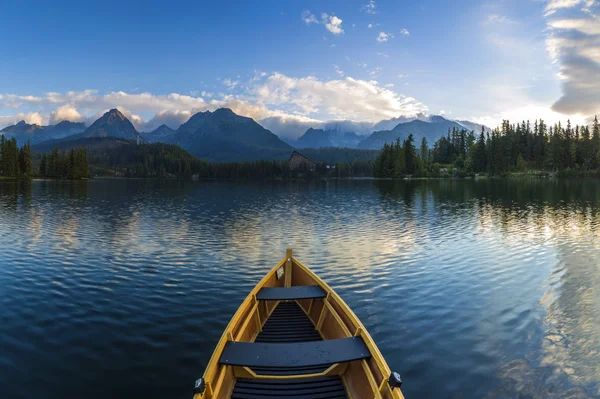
[256,285,327,301]
[254,302,326,375]
[219,337,370,368]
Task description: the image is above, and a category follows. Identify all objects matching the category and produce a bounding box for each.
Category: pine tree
[473,126,487,173]
[592,116,600,170]
[420,137,428,169]
[403,134,417,175]
[18,140,33,178]
[40,153,47,177]
[0,135,5,176]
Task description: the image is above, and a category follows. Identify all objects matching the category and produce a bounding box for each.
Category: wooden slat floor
[231,301,347,398]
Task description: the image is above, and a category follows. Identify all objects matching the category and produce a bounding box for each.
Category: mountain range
[358,116,470,149]
[289,128,363,149]
[0,120,86,146]
[4,108,488,162]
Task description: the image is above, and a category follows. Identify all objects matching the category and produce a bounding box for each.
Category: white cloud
[470,104,587,128]
[0,72,430,136]
[222,78,239,89]
[369,66,382,77]
[362,0,376,14]
[399,28,410,36]
[251,73,428,122]
[303,10,344,35]
[333,64,345,77]
[487,14,514,24]
[377,32,393,42]
[0,112,45,127]
[545,0,595,15]
[398,74,408,78]
[368,23,373,29]
[321,13,344,35]
[49,105,84,124]
[377,52,389,58]
[301,10,317,25]
[544,1,600,115]
[385,83,394,88]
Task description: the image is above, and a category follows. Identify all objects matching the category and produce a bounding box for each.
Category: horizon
[1,0,599,138]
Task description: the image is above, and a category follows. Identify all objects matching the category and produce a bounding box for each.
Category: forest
[55,139,374,179]
[0,136,34,178]
[1,135,90,179]
[374,117,600,178]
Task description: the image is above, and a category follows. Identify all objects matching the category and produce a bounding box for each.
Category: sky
[0,0,598,137]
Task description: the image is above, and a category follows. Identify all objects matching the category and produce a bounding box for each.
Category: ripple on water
[0,179,600,398]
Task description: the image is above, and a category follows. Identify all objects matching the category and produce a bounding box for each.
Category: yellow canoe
[193,249,405,399]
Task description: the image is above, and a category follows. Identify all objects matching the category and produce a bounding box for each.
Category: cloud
[321,13,344,35]
[470,103,588,128]
[301,10,317,25]
[398,74,408,78]
[545,0,595,15]
[362,0,376,14]
[369,66,382,77]
[222,78,239,89]
[377,32,393,42]
[368,23,373,28]
[302,10,344,35]
[399,28,410,36]
[251,73,428,123]
[49,105,84,124]
[0,112,45,127]
[0,72,430,137]
[544,2,600,115]
[487,14,515,24]
[333,64,345,77]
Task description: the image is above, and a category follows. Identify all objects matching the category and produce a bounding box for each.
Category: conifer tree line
[0,135,33,178]
[0,135,90,179]
[39,147,91,179]
[375,117,600,177]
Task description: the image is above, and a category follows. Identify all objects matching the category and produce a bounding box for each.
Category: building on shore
[288,150,317,172]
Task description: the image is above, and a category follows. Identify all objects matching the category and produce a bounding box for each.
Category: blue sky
[0,0,598,137]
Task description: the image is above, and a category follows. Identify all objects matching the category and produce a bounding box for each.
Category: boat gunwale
[195,255,288,398]
[291,256,405,399]
[194,251,405,399]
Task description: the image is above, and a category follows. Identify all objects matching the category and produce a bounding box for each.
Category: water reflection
[0,178,599,399]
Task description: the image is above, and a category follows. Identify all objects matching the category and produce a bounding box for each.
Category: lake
[1,178,599,399]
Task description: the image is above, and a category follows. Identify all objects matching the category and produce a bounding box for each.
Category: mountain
[145,124,176,142]
[44,121,86,139]
[81,109,139,140]
[293,128,362,149]
[166,108,293,162]
[358,116,469,149]
[0,120,85,146]
[456,120,490,133]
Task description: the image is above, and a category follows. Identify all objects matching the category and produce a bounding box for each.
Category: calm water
[1,178,599,399]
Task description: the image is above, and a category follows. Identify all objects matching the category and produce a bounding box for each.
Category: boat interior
[193,249,405,399]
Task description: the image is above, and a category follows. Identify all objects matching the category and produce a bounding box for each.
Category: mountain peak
[83,108,137,140]
[16,120,27,126]
[105,108,126,120]
[429,115,449,123]
[214,107,235,116]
